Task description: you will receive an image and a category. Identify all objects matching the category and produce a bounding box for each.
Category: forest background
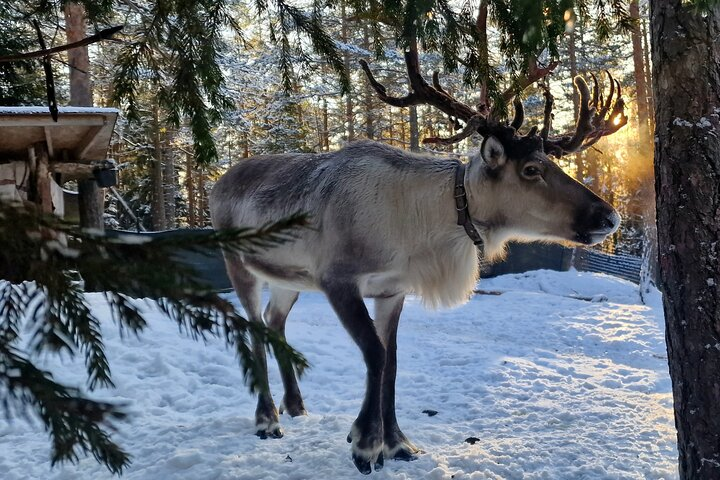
[0,0,655,259]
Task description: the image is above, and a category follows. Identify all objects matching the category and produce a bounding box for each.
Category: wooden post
[27,143,53,214]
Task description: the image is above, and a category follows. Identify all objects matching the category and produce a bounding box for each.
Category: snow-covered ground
[1,270,677,479]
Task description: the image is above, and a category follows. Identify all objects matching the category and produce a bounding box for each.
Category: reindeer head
[361,50,627,258]
[465,132,620,259]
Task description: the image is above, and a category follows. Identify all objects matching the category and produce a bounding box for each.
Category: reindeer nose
[603,210,621,233]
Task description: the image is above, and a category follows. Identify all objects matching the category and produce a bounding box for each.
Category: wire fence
[106,230,645,288]
[571,248,643,284]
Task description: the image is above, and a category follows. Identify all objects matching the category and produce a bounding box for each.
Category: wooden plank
[73,125,103,160]
[27,143,53,213]
[48,161,94,177]
[43,126,54,158]
[0,117,106,127]
[36,143,52,214]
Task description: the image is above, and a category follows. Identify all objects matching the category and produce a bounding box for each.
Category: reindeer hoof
[255,423,283,439]
[347,427,384,474]
[279,399,308,417]
[374,452,384,470]
[352,455,372,475]
[384,434,421,461]
[391,448,418,461]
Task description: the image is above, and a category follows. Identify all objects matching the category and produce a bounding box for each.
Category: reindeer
[209,49,627,475]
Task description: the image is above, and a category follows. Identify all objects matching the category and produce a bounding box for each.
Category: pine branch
[0,199,310,473]
[0,26,123,63]
[0,344,130,474]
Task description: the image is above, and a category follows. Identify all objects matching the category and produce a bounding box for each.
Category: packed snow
[0,270,677,479]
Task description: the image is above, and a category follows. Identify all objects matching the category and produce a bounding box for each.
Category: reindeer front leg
[375,294,420,461]
[322,278,385,475]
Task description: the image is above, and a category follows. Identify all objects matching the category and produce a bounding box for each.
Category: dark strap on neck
[454,162,485,250]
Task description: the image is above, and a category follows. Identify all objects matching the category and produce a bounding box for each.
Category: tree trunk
[568,22,580,120]
[642,17,655,127]
[243,131,250,158]
[476,0,489,106]
[185,151,195,228]
[64,3,103,230]
[164,143,175,228]
[341,1,354,142]
[630,0,651,143]
[650,1,720,478]
[388,107,395,146]
[151,104,166,231]
[322,100,330,151]
[64,4,92,106]
[197,167,206,227]
[568,19,583,182]
[409,105,419,151]
[362,26,375,140]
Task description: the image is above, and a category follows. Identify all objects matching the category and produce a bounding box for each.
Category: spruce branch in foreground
[0,200,310,474]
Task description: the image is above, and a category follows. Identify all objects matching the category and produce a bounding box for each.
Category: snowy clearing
[1,270,677,479]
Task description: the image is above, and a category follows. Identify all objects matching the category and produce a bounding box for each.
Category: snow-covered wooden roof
[0,106,118,162]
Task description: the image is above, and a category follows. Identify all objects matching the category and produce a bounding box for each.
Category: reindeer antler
[543,71,628,157]
[360,47,627,154]
[360,47,507,146]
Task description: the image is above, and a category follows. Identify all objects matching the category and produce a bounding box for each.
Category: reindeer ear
[481,135,506,168]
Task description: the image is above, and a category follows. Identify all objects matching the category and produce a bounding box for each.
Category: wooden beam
[49,161,94,177]
[43,126,54,158]
[74,125,103,160]
[0,117,106,127]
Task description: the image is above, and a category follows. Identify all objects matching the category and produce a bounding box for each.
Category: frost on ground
[0,270,677,480]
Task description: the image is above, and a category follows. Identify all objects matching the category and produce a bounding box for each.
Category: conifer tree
[0,202,309,473]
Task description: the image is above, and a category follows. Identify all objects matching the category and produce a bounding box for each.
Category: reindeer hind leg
[264,286,307,417]
[223,252,282,439]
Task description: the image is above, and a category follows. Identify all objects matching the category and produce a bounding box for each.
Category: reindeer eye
[522,165,542,178]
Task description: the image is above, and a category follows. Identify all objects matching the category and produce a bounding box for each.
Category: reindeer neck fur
[398,183,479,310]
[362,150,480,310]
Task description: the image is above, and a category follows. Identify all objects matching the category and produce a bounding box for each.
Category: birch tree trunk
[650,1,720,477]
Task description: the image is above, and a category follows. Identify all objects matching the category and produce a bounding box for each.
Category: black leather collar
[454,162,485,252]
